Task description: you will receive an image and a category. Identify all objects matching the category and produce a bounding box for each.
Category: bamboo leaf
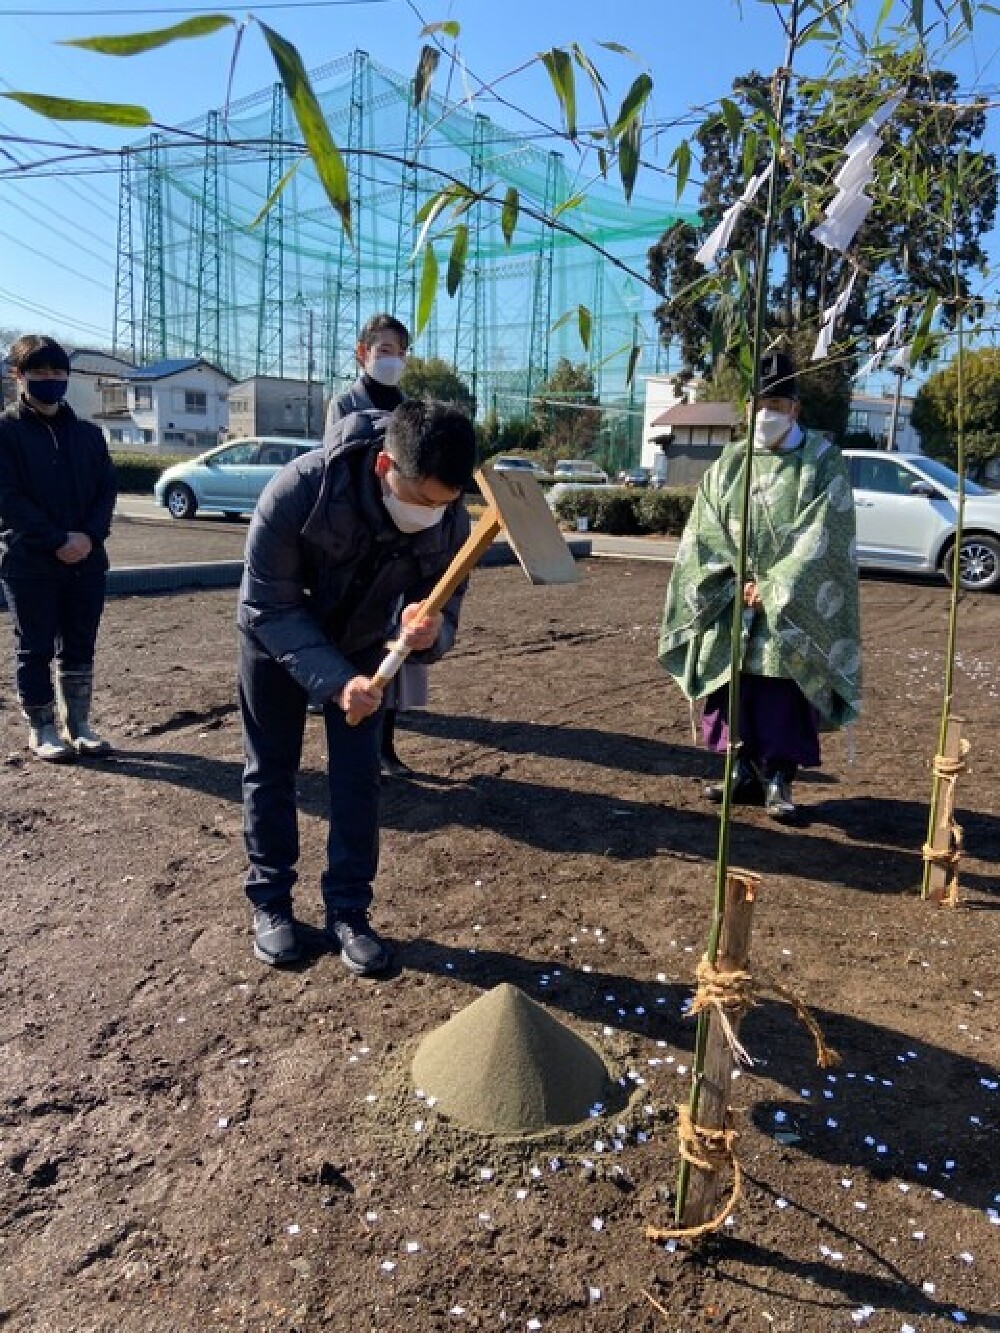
[571,43,609,128]
[668,138,691,201]
[626,342,641,386]
[446,225,468,297]
[260,22,351,238]
[610,72,653,139]
[412,188,458,261]
[249,158,303,229]
[741,129,759,178]
[910,0,925,33]
[552,193,585,219]
[1,90,150,126]
[501,186,519,245]
[413,44,440,108]
[540,47,577,139]
[597,40,640,60]
[62,14,234,56]
[597,146,609,179]
[910,291,940,363]
[874,0,895,32]
[578,304,592,351]
[420,20,460,38]
[619,119,640,202]
[416,243,438,335]
[720,97,743,141]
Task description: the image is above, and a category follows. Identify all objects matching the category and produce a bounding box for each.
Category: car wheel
[944,533,1000,592]
[165,483,197,520]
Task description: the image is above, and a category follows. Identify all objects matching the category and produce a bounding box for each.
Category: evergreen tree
[911,347,1000,470]
[532,359,601,457]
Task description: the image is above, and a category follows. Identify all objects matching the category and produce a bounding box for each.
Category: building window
[185,390,207,414]
[134,385,153,410]
[141,428,154,444]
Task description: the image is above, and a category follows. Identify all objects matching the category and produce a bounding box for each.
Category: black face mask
[25,378,67,406]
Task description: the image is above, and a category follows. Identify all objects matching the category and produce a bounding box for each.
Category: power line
[0,284,110,339]
[0,0,392,13]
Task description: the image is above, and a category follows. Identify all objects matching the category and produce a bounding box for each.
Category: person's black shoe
[704,759,764,805]
[327,911,392,976]
[764,774,799,823]
[252,904,301,966]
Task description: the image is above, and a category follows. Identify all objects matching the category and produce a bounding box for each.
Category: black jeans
[239,630,383,916]
[1,568,106,708]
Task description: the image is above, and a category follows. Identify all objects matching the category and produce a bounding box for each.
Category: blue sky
[0,0,997,360]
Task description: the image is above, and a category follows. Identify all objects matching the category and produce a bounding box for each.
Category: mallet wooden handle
[345,506,502,725]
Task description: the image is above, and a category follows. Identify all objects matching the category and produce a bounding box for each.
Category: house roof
[652,401,740,428]
[126,357,235,383]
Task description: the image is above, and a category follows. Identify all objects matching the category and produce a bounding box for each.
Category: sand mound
[411,983,615,1136]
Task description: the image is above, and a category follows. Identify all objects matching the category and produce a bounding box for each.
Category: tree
[532,359,600,458]
[648,63,998,384]
[911,347,1000,470]
[399,356,475,416]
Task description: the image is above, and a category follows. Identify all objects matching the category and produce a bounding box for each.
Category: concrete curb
[0,538,593,610]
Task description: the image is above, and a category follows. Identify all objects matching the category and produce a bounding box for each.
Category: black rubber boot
[704,758,764,805]
[56,670,112,756]
[24,703,74,763]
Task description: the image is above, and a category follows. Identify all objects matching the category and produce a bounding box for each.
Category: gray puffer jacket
[238,410,471,706]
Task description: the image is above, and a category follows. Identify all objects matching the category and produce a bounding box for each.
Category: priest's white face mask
[750,397,799,450]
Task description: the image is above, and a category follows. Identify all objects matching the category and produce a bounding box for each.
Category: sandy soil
[1,529,998,1332]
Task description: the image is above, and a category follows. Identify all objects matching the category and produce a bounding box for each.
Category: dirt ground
[1,520,998,1333]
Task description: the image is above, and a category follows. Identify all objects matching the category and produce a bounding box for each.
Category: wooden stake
[924,714,966,903]
[681,869,758,1229]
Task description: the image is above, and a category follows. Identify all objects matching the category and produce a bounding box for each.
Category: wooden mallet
[346,464,579,725]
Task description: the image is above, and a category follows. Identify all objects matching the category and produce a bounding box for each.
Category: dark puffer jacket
[0,398,117,579]
[238,410,471,707]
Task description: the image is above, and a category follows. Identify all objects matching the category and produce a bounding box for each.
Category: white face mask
[367,355,405,388]
[382,486,446,533]
[753,408,794,450]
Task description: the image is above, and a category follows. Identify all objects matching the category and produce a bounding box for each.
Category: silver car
[845,450,1000,592]
[154,436,321,520]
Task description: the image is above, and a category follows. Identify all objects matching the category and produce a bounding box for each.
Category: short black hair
[8,334,70,375]
[359,313,410,351]
[385,399,476,489]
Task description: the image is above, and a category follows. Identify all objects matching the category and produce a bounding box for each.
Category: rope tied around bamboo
[646,1105,743,1243]
[921,740,970,907]
[688,953,841,1070]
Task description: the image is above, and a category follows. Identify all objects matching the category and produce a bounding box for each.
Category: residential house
[650,401,741,487]
[96,357,234,450]
[66,349,136,425]
[639,374,686,479]
[847,391,920,453]
[227,375,325,442]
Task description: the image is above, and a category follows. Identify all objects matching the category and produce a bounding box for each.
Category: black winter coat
[0,398,117,578]
[238,410,471,707]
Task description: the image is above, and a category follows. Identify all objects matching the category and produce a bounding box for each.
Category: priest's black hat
[759,350,799,400]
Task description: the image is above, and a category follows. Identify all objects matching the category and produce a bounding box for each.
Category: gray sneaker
[326,911,392,976]
[252,904,301,966]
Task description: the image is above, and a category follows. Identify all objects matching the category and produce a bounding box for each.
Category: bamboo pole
[680,870,759,1229]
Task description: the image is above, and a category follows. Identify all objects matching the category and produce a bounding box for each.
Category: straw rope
[645,1105,743,1243]
[921,740,970,908]
[688,954,841,1069]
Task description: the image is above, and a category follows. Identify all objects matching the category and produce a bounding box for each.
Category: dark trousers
[1,569,106,708]
[701,674,821,780]
[239,630,383,915]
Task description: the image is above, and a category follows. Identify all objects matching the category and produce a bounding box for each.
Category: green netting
[119,49,695,444]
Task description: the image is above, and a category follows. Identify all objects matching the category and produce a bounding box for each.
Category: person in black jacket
[0,335,117,761]
[238,399,476,975]
[324,312,424,777]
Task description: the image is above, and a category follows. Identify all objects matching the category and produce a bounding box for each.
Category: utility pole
[885,364,905,452]
[305,305,316,439]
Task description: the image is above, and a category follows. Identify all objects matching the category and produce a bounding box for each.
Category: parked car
[489,455,551,480]
[845,449,1000,592]
[553,458,610,484]
[617,467,650,488]
[154,436,321,520]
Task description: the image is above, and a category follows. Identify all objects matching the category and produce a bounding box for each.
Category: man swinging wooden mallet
[346,463,580,725]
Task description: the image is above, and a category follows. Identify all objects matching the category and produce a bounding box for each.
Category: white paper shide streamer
[695,162,774,267]
[812,93,904,255]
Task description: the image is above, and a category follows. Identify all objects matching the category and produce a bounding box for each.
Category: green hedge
[552,485,695,535]
[110,451,187,495]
